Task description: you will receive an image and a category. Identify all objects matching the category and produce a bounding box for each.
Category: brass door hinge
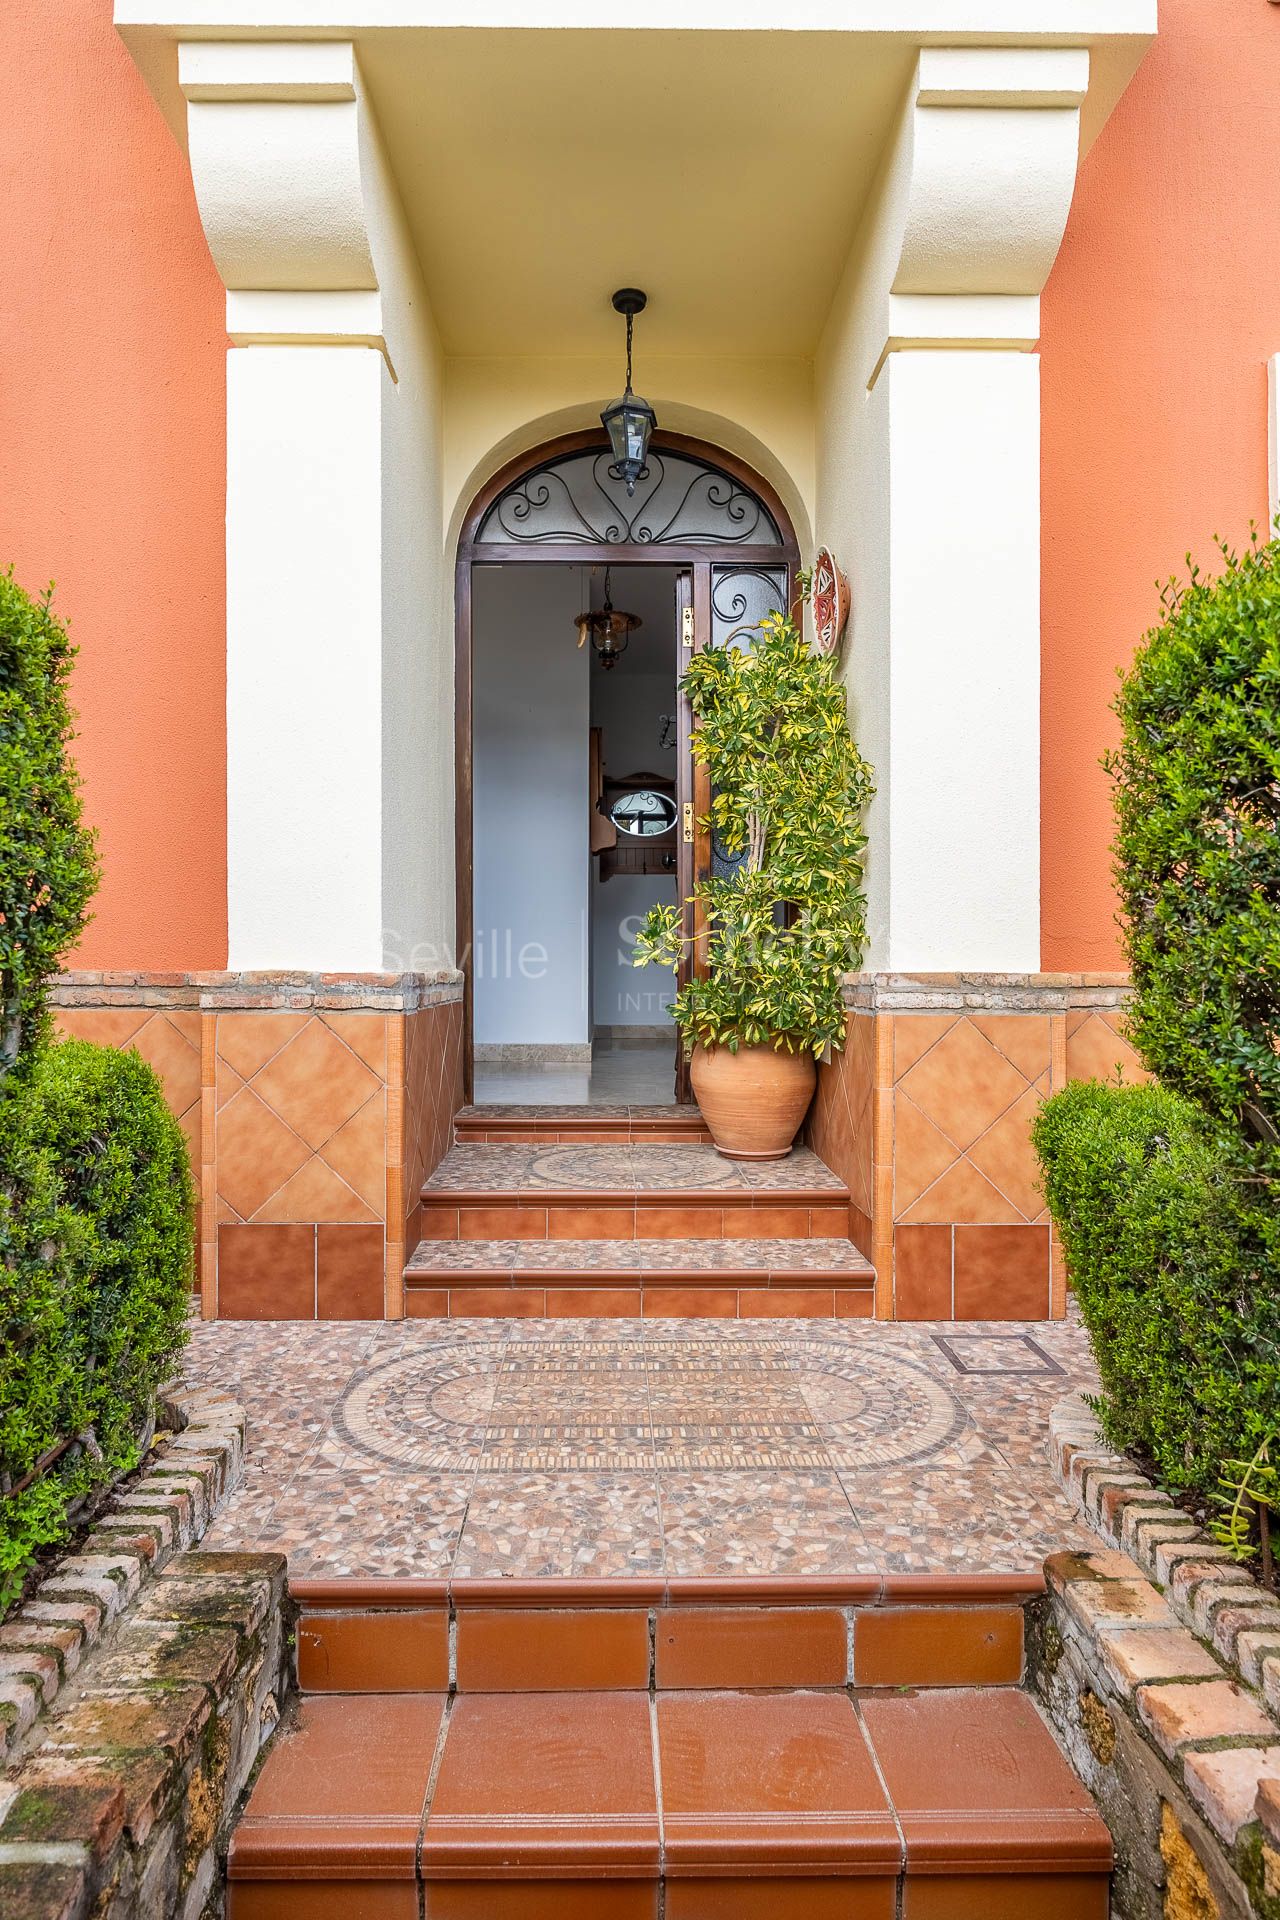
[681,606,694,649]
[682,803,694,844]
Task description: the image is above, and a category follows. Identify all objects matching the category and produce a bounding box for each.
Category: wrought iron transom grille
[476,446,783,548]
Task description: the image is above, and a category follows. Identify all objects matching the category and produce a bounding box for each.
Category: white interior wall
[473,566,590,1045]
[589,574,679,1029]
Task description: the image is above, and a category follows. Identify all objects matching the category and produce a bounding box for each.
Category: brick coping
[841,971,1134,1012]
[1045,1394,1280,1873]
[52,968,464,1011]
[0,1380,247,1759]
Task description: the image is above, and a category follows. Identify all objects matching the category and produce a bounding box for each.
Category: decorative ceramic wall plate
[812,546,851,657]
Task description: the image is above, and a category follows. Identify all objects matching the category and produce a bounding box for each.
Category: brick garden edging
[1029,1394,1280,1919]
[0,1384,294,1920]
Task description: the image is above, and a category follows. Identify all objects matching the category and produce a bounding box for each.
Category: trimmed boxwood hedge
[1036,535,1280,1534]
[0,571,99,1077]
[1034,1080,1279,1504]
[0,1040,195,1609]
[1109,535,1280,1154]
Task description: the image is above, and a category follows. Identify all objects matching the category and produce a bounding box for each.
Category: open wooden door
[674,569,697,1104]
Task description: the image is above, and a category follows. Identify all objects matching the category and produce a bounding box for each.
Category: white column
[180,42,446,972]
[884,349,1042,971]
[820,47,1088,973]
[226,346,385,970]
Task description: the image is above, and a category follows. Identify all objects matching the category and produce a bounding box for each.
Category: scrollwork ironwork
[477,450,781,548]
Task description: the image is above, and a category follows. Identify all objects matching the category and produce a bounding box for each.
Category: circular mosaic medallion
[332,1332,968,1475]
[335,1338,504,1471]
[786,1338,968,1470]
[527,1145,743,1191]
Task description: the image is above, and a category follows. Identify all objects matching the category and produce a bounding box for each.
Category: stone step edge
[419,1183,851,1207]
[289,1571,1045,1607]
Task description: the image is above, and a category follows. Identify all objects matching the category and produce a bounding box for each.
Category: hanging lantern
[575,567,641,671]
[600,289,658,497]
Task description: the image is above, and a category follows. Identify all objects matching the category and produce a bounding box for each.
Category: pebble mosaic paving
[189,1314,1102,1578]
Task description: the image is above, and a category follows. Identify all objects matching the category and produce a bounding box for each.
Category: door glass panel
[710,565,787,651]
[707,566,788,877]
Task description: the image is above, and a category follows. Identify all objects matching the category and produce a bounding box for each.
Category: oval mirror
[610,789,677,838]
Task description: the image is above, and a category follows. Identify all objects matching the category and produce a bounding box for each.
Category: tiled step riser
[404,1283,875,1319]
[454,1109,714,1146]
[419,1199,853,1241]
[294,1597,1029,1694]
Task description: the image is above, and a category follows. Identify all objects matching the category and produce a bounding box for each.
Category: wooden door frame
[454,428,800,1103]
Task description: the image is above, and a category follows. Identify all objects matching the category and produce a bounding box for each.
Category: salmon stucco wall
[0,0,227,970]
[1040,0,1280,971]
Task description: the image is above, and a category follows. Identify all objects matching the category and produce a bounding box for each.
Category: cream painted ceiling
[356,30,916,358]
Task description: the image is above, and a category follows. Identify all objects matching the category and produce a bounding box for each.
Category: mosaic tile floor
[189,1315,1102,1579]
[404,1238,873,1274]
[425,1143,846,1194]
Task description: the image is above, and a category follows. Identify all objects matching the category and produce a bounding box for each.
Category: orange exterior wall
[0,0,227,970]
[1040,0,1280,970]
[4,2,1280,977]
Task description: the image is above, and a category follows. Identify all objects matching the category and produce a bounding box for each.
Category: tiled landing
[423,1141,846,1194]
[189,1315,1101,1577]
[229,1684,1112,1919]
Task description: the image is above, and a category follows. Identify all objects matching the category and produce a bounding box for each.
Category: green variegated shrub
[633,610,873,1057]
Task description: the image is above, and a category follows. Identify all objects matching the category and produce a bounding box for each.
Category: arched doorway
[455,429,800,1104]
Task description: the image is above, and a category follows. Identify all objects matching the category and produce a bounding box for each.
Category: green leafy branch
[1211,1432,1277,1584]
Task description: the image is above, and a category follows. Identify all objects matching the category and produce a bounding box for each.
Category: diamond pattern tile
[893,1014,1054,1229]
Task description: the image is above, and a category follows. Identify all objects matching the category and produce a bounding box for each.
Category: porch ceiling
[118,8,1154,360]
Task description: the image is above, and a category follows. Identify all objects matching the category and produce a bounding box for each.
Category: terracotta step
[402,1237,874,1319]
[456,1102,713,1144]
[230,1609,1111,1918]
[418,1142,851,1244]
[231,1580,1112,1915]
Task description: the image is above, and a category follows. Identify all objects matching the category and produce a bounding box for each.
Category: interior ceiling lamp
[601,288,657,497]
[575,567,641,671]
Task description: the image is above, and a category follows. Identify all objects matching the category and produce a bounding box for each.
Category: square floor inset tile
[931,1333,1066,1377]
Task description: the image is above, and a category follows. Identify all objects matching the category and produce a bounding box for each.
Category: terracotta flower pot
[689,1041,817,1161]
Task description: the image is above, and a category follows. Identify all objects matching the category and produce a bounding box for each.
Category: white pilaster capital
[180,41,385,352]
[872,45,1088,379]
